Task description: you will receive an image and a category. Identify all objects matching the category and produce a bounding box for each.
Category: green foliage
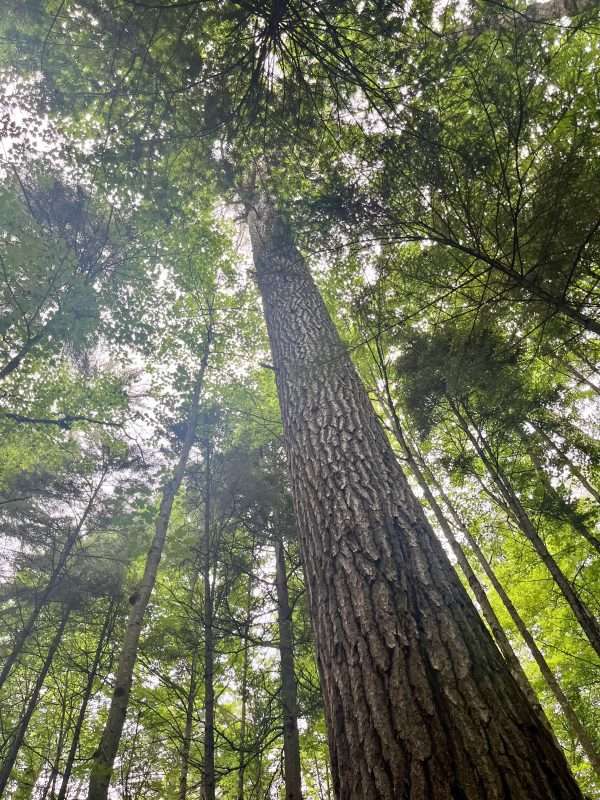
[0,0,599,797]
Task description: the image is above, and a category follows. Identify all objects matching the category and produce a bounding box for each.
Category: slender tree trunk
[531,422,600,505]
[524,440,600,554]
[245,190,582,799]
[313,754,326,800]
[0,476,105,691]
[87,341,211,800]
[0,606,71,795]
[40,676,69,800]
[178,647,198,800]
[202,435,216,800]
[465,529,600,777]
[373,371,547,723]
[418,465,600,777]
[0,329,48,382]
[237,624,250,800]
[237,533,258,800]
[179,565,203,800]
[452,400,600,657]
[255,745,263,800]
[57,603,117,800]
[274,536,303,800]
[567,364,600,397]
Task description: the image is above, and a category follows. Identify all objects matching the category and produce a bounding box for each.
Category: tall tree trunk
[418,464,600,777]
[245,190,582,800]
[179,562,204,800]
[237,533,257,800]
[531,422,600,505]
[274,536,303,800]
[57,603,117,800]
[372,368,547,724]
[452,400,600,657]
[0,475,105,691]
[40,673,70,800]
[237,622,250,800]
[524,439,600,554]
[0,605,71,795]
[178,644,199,800]
[87,341,211,800]
[202,435,216,800]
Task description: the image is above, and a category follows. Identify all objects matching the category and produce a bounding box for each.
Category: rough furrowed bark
[246,190,583,800]
[375,384,548,727]
[87,340,211,800]
[410,448,600,777]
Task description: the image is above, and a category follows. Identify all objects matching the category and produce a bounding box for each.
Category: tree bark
[245,190,583,800]
[373,370,547,724]
[275,536,303,800]
[87,341,211,800]
[0,606,71,795]
[452,400,600,657]
[419,466,600,777]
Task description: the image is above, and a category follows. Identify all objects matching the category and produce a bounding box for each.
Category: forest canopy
[0,1,599,799]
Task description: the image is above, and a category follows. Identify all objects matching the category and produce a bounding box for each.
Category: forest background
[0,0,599,798]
